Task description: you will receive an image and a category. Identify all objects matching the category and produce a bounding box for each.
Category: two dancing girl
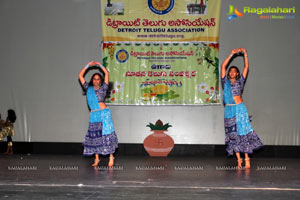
[79,48,263,169]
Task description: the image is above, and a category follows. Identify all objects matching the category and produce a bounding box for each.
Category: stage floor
[0,155,300,199]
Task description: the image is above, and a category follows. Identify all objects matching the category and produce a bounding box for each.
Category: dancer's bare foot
[237,158,243,169]
[108,156,114,168]
[245,158,250,169]
[92,159,100,167]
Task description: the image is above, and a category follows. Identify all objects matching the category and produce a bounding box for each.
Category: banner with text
[103,42,220,105]
[101,0,221,42]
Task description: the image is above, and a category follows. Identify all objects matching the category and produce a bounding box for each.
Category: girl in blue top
[78,61,118,168]
[221,48,263,169]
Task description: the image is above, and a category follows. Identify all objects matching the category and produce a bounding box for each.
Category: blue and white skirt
[83,108,118,156]
[224,103,263,156]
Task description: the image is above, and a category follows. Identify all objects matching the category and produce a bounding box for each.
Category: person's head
[89,73,103,87]
[227,66,240,80]
[7,109,16,123]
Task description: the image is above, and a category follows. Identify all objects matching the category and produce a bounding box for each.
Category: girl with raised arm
[78,61,118,168]
[221,48,263,169]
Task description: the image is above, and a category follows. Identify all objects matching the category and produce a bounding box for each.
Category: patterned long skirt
[83,108,118,156]
[224,103,263,156]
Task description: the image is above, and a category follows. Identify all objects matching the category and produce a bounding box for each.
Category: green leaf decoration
[102,57,108,68]
[162,123,172,130]
[146,123,156,130]
[170,94,180,99]
[146,120,172,130]
[204,47,211,58]
[213,57,219,79]
[141,88,152,93]
[154,90,180,101]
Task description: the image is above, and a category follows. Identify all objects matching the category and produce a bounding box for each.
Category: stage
[1,154,300,199]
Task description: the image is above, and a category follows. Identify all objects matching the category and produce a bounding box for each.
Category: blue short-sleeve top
[83,82,108,103]
[221,75,246,96]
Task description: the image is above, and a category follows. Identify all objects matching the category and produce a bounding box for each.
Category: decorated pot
[143,130,174,157]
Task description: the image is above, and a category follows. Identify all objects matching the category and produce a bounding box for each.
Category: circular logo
[148,0,174,15]
[116,49,129,63]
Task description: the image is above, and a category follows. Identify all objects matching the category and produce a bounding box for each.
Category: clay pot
[143,130,174,157]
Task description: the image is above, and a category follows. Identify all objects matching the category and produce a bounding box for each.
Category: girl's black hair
[7,109,16,123]
[227,66,241,80]
[88,73,104,87]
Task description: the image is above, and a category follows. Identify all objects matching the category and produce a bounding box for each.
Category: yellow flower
[151,85,169,95]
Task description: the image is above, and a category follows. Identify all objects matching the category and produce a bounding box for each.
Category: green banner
[103,42,220,105]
